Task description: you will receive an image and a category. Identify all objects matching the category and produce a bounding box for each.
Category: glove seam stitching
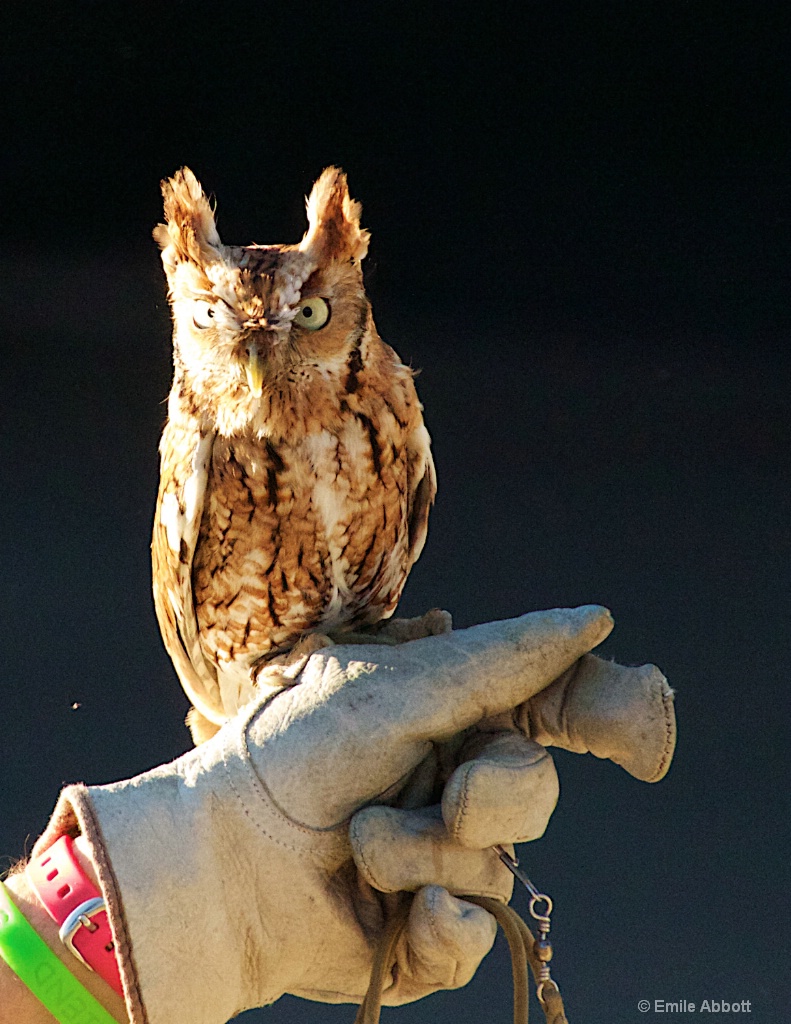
[348,816,381,889]
[647,679,676,783]
[222,708,350,854]
[448,763,473,841]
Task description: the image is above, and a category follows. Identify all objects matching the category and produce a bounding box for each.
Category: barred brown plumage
[151,168,435,743]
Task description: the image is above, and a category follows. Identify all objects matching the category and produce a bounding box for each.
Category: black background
[1,3,789,1021]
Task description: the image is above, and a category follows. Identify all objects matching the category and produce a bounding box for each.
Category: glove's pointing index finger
[402,605,614,741]
[245,606,613,833]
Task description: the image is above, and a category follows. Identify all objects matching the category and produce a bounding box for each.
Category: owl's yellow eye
[192,299,217,330]
[293,297,330,331]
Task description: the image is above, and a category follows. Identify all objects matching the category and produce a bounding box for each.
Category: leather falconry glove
[34,606,675,1024]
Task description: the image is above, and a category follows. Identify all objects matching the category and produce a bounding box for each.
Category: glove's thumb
[517,654,676,782]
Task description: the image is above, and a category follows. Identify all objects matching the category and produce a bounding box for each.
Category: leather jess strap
[27,835,123,997]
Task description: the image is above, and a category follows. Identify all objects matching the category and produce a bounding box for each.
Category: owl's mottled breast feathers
[151,168,434,733]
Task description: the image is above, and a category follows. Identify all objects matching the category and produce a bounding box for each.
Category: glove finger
[386,885,497,1001]
[350,805,514,902]
[515,654,677,782]
[442,732,559,848]
[370,605,612,741]
[253,606,612,827]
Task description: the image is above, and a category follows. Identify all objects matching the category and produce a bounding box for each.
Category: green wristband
[0,878,119,1024]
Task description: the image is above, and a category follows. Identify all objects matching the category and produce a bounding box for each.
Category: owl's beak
[245,342,265,398]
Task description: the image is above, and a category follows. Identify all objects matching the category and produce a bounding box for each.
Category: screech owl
[151,168,435,743]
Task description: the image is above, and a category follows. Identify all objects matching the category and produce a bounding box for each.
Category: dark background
[2,3,789,1021]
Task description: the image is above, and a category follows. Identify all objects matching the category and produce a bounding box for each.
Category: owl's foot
[376,608,453,643]
[282,631,336,660]
[251,612,453,694]
[329,608,453,646]
[253,632,336,692]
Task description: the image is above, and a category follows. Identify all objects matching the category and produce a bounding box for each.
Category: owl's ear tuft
[300,167,370,262]
[153,167,223,275]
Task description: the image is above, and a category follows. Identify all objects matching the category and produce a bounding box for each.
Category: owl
[151,168,435,743]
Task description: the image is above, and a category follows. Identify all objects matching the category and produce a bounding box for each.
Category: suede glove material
[33,606,676,1024]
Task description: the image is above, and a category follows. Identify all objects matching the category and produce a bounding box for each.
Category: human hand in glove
[5,606,675,1024]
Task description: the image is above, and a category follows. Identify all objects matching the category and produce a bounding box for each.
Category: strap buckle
[57,897,106,970]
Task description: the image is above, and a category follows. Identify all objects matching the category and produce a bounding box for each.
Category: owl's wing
[152,420,225,725]
[405,422,436,569]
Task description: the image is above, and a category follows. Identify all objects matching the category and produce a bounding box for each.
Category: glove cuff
[32,697,351,1024]
[32,784,146,1024]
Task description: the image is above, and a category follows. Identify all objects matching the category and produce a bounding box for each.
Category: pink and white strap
[27,834,123,997]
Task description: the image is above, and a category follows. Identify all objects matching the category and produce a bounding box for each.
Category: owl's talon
[288,632,336,658]
[258,632,336,666]
[376,608,453,643]
[252,632,336,691]
[254,661,306,694]
[327,609,453,646]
